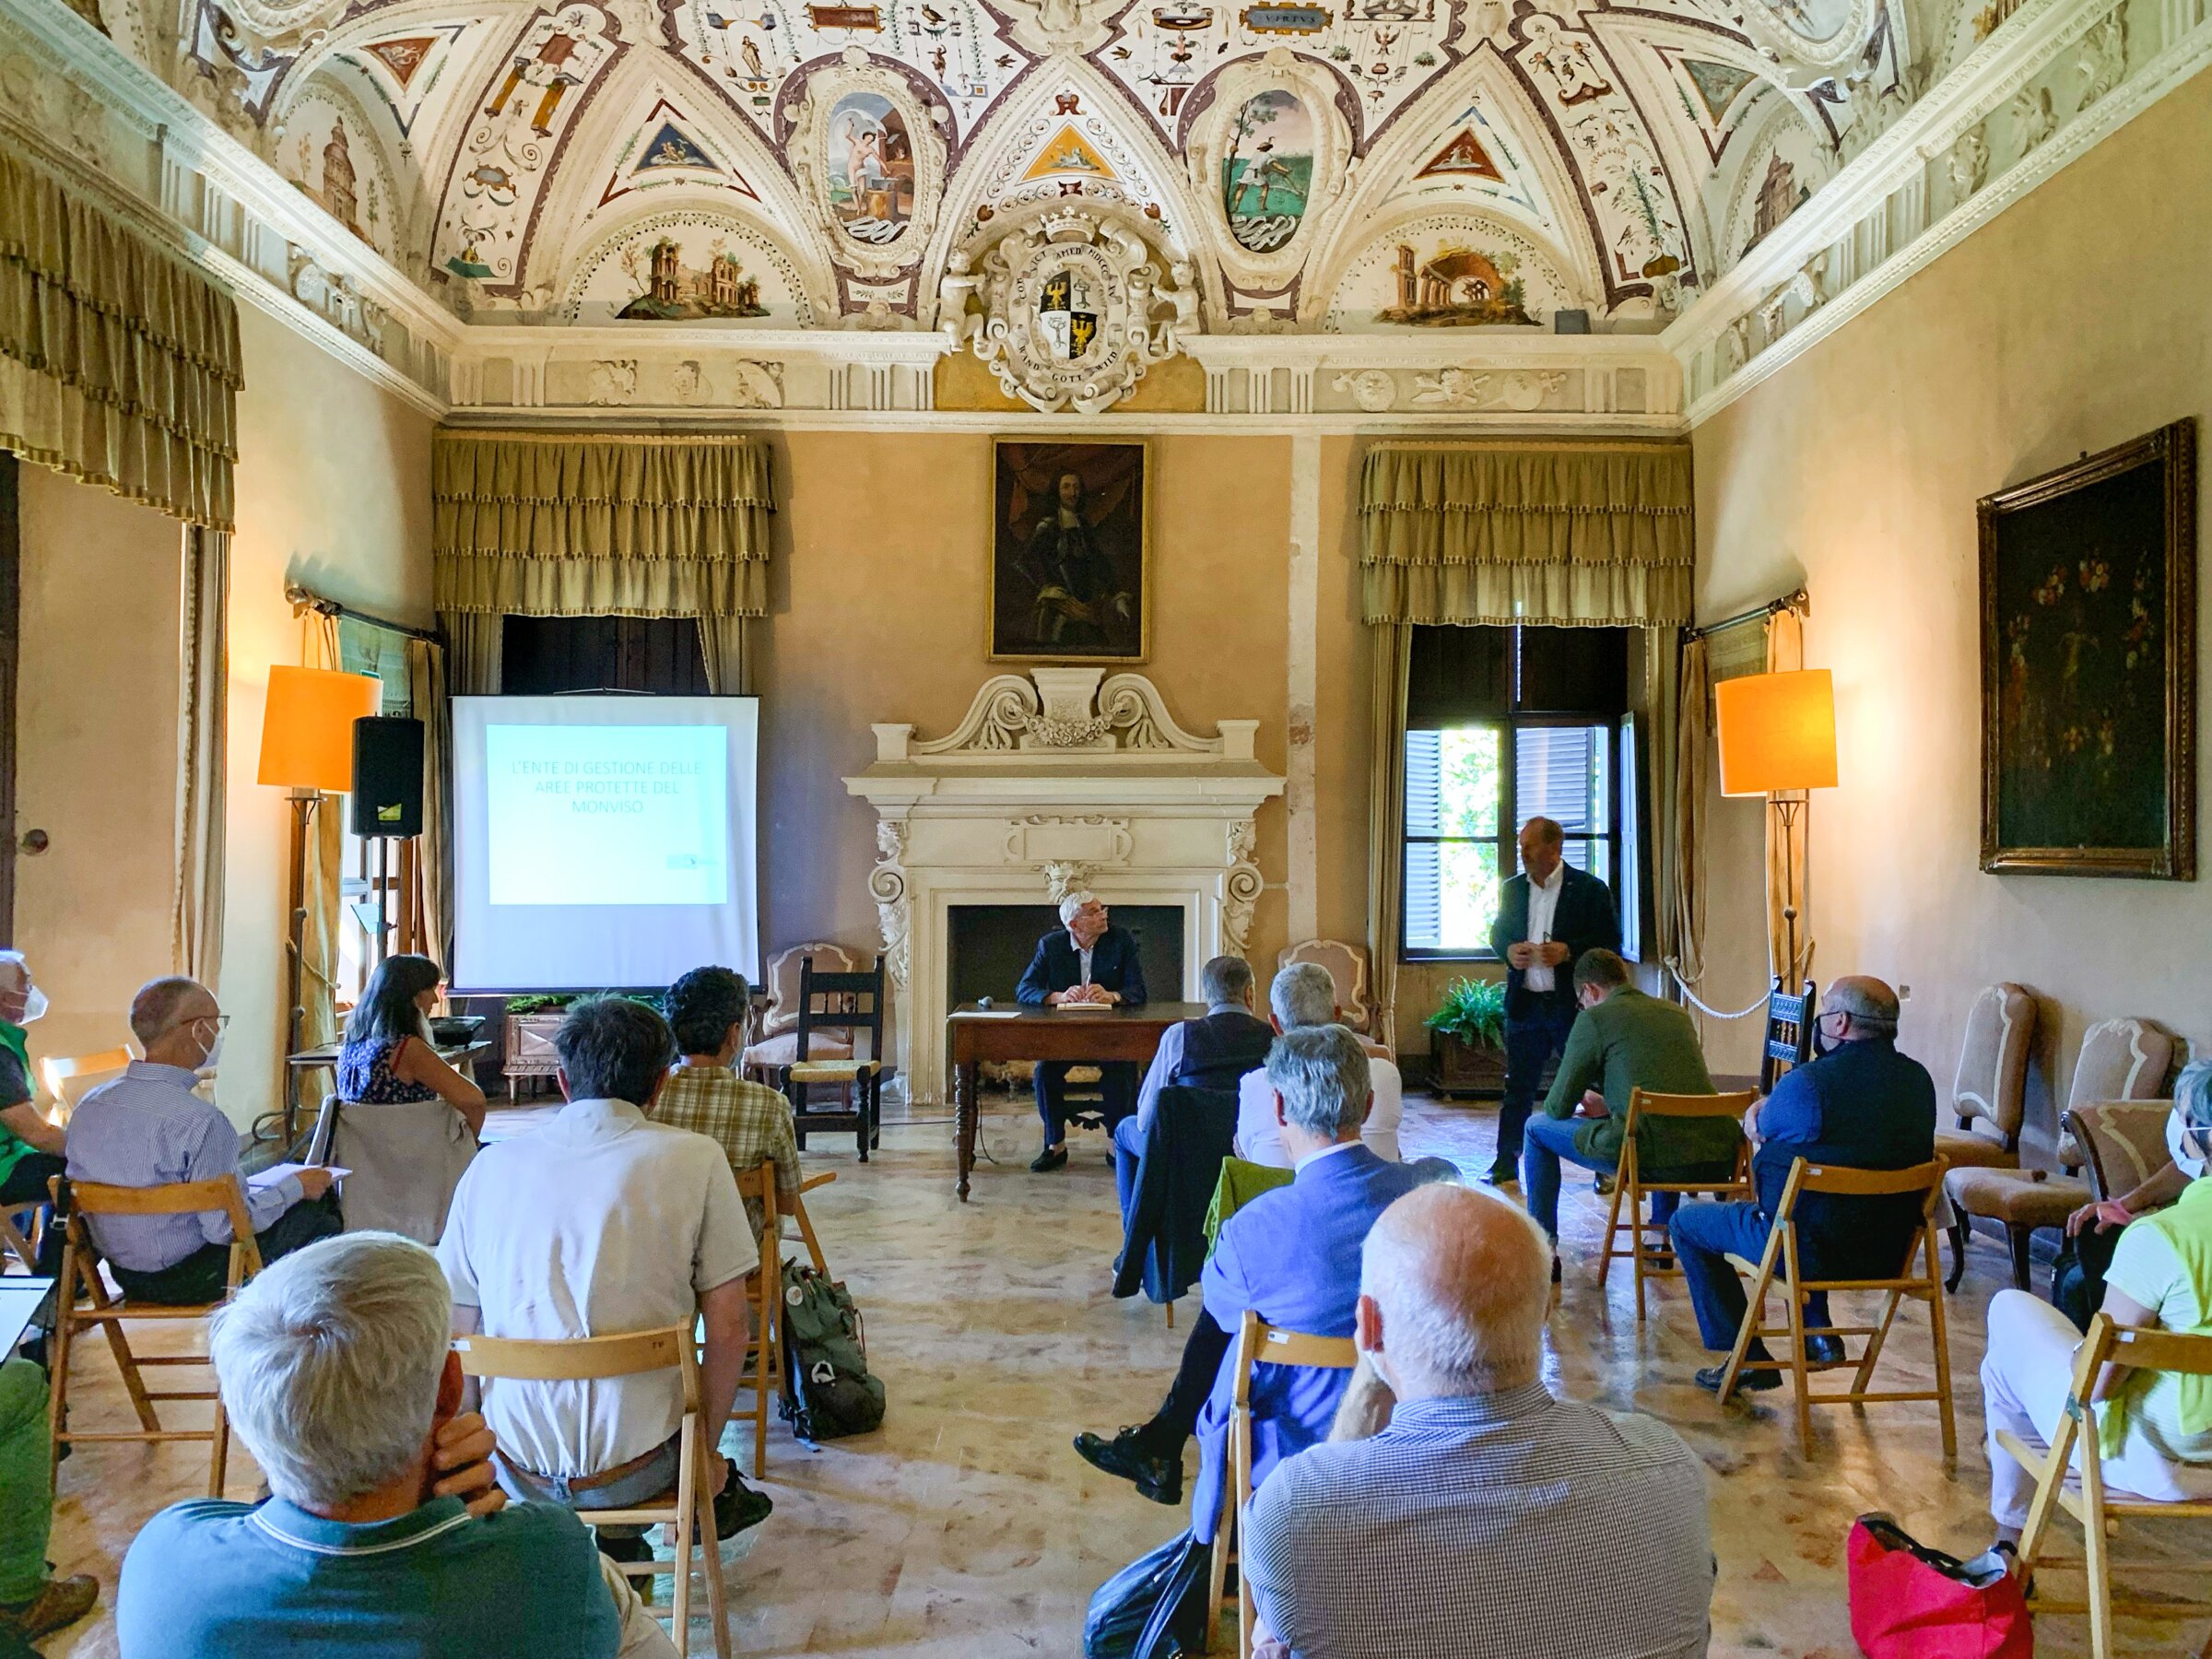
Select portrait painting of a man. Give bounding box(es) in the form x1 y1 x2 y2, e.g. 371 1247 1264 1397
991 441 1148 662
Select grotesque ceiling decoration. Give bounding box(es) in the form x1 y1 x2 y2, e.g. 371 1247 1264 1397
132 0 1960 362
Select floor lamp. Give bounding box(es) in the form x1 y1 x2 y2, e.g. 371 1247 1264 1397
1714 668 1838 990
257 665 380 1135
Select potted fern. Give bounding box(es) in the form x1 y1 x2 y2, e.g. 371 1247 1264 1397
1425 977 1508 1099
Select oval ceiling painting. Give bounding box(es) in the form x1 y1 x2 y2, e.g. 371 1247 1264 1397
1221 89 1314 255
827 90 915 248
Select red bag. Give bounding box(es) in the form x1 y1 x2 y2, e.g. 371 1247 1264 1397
1848 1514 2033 1658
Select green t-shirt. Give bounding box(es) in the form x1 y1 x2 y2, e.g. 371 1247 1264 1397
0 1024 32 1185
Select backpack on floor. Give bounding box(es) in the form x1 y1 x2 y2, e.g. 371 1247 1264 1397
779 1260 886 1442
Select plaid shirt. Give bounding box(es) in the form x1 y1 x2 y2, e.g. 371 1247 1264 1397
1243 1385 1713 1659
651 1065 799 1241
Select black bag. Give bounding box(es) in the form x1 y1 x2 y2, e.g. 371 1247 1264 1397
778 1260 886 1441
1083 1528 1212 1659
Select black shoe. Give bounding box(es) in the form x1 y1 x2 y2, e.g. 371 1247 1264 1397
1030 1144 1068 1173
1550 1255 1562 1286
1483 1159 1519 1187
595 1531 653 1565
1805 1335 1846 1367
712 1458 774 1539
1074 1427 1182 1505
1697 1362 1783 1393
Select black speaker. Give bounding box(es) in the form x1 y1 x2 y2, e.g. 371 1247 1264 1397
350 717 424 838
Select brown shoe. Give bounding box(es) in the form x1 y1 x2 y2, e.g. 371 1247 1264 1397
0 1573 100 1640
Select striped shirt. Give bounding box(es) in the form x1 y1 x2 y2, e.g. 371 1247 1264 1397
65 1063 302 1273
651 1064 800 1240
1243 1385 1714 1659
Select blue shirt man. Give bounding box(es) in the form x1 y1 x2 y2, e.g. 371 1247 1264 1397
1669 976 1936 1390
117 1231 669 1658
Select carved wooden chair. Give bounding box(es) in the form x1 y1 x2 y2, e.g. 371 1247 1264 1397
1935 983 2036 1173
740 942 863 1084
1276 941 1381 1037
1759 977 1817 1096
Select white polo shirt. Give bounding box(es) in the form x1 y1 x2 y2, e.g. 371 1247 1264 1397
1235 1055 1405 1168
439 1097 757 1479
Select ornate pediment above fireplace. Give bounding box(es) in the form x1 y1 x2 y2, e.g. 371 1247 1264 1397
844 669 1284 1105
868 668 1259 765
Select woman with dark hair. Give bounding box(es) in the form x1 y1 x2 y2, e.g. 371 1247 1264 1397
332 956 486 1243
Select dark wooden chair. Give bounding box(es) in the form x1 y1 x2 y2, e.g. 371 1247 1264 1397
1759 976 1818 1096
777 955 885 1162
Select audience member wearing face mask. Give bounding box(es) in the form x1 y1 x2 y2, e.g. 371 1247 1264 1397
0 955 65 1275
1665 976 1937 1393
65 978 342 1305
1981 1062 2212 1553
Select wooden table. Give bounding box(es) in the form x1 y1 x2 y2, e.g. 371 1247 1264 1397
947 1002 1208 1201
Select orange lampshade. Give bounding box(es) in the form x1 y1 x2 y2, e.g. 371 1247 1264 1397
256 665 380 793
1715 669 1838 796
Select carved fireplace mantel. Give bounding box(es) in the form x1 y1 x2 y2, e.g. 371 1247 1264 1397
844 668 1286 1106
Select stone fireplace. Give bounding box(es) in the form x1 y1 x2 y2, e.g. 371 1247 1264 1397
845 667 1285 1107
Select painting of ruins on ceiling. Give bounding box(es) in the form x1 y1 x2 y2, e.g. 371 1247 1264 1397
826 90 916 246
990 441 1149 665
615 234 771 319
1980 419 2197 879
1221 89 1314 253
1325 215 1574 330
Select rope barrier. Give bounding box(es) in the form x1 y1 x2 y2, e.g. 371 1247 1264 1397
1663 960 1771 1021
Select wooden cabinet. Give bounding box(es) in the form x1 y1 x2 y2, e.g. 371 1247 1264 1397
503 1013 566 1099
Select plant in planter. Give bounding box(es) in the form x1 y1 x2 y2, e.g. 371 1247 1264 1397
1425 977 1509 1100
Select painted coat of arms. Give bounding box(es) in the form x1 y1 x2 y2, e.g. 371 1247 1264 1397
971 210 1191 415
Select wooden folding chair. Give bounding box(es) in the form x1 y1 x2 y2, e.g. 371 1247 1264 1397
1597 1088 1756 1320
48 1174 265 1495
1715 1156 1956 1462
731 1162 782 1479
453 1325 731 1659
783 1171 835 1277
2001 1314 2212 1658
0 1212 35 1275
1207 1311 1358 1657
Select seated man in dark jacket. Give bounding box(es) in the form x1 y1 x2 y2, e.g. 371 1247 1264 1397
1669 975 1936 1391
1113 955 1274 1230
1016 890 1148 1172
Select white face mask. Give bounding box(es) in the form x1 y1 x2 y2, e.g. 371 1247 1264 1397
198 1029 225 1071
12 983 45 1026
2169 1109 2207 1181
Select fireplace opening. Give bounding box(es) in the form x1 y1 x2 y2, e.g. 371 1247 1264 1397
948 904 1186 1008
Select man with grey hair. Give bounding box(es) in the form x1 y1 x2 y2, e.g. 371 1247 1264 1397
67 976 338 1304
1082 1026 1450 1649
1015 889 1148 1171
1113 954 1274 1222
1670 974 1936 1391
116 1232 677 1657
439 995 772 1559
1237 961 1406 1168
1242 1183 1714 1658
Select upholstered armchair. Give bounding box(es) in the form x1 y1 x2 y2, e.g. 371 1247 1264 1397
1277 940 1382 1036
1936 983 2036 1172
740 941 865 1079
1946 1016 2173 1291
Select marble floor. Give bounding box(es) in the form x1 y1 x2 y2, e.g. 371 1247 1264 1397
38 1091 2212 1656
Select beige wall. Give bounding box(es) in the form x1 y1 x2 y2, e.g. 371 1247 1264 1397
750 432 1302 1019
12 468 183 1077
1689 74 2212 1148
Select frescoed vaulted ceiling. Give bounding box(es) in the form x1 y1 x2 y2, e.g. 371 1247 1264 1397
135 0 1956 333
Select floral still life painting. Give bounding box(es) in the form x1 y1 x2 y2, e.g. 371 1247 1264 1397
1980 418 2196 878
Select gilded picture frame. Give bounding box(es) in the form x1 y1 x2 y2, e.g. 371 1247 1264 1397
1979 418 2197 878
988 439 1152 665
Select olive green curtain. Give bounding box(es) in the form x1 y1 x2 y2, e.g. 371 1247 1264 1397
173 526 228 983
406 639 453 971
1364 622 1411 1045
432 430 774 620
1359 442 1695 628
0 137 241 529
297 614 345 1109
1665 634 1711 994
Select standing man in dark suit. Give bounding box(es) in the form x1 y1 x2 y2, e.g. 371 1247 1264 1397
1485 817 1621 1187
1669 976 1937 1391
1016 890 1148 1172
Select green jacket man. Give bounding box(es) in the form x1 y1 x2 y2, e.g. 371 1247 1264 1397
1523 947 1738 1243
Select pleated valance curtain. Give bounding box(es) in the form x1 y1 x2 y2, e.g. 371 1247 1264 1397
1359 441 1695 628
432 430 773 691
0 137 241 529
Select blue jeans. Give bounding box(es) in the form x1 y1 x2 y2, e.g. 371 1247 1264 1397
1522 1115 1679 1241
1498 1000 1576 1170
1112 1114 1146 1233
496 1435 683 1542
1668 1199 1830 1356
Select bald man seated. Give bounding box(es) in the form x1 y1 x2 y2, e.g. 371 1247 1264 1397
1242 1184 1714 1659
